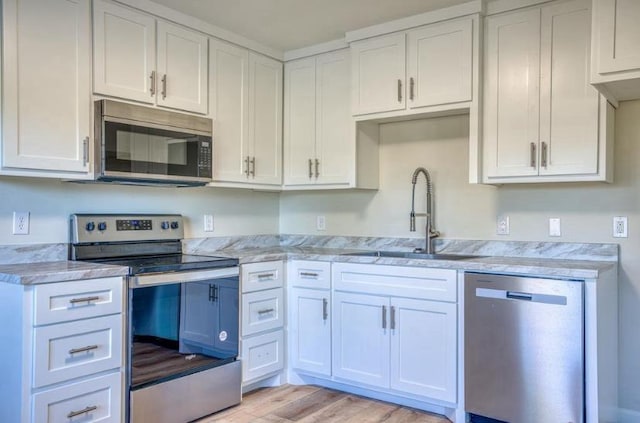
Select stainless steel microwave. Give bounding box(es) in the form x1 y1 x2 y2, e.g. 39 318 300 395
95 100 213 186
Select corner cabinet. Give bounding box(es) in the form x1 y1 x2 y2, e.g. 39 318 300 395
1 0 92 178
210 40 282 188
350 16 475 118
284 49 379 190
93 0 208 114
482 0 614 184
591 0 640 102
331 263 458 404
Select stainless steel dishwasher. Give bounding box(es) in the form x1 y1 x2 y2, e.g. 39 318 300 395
464 272 584 423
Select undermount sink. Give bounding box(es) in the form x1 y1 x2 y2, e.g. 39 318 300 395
341 251 483 261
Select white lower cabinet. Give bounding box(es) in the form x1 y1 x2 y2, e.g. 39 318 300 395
290 287 331 376
240 261 285 385
331 263 458 404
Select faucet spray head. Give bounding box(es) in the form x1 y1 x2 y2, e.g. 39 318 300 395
410 211 416 232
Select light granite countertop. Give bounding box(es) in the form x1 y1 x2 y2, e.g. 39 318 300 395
208 246 616 280
0 261 129 285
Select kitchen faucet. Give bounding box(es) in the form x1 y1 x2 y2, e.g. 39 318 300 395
410 167 440 254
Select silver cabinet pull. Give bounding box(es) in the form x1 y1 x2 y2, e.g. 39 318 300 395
541 142 548 168
150 71 156 96
397 79 402 102
250 156 256 177
208 284 218 302
530 142 537 168
322 298 328 321
315 158 320 178
390 306 396 330
308 159 313 179
69 296 100 304
257 308 275 315
300 272 318 278
382 305 387 329
161 74 167 99
244 156 250 177
409 77 415 101
257 273 275 279
82 136 89 167
67 405 98 419
69 345 98 355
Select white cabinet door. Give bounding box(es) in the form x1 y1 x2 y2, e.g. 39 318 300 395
351 33 406 115
284 57 317 185
595 0 640 74
93 0 155 103
290 288 331 376
210 40 250 183
390 298 457 402
156 21 208 114
248 53 282 185
315 49 352 185
484 8 541 178
180 281 217 348
2 0 91 174
539 0 598 176
407 18 472 109
332 292 389 388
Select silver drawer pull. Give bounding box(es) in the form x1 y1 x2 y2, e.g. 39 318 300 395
67 405 98 419
322 298 328 321
69 345 99 355
69 296 100 304
257 273 274 279
257 308 275 315
300 272 319 278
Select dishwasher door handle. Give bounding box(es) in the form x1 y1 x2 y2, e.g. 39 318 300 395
506 291 533 301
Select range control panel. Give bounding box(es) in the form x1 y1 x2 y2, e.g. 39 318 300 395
71 214 184 244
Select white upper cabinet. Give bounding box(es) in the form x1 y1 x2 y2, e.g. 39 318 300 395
351 33 406 115
93 0 208 114
407 19 473 109
1 0 92 177
284 49 357 188
93 0 155 104
350 17 474 118
210 39 282 187
591 0 640 101
483 0 614 183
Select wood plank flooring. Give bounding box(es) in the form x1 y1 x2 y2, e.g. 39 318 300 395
198 385 451 423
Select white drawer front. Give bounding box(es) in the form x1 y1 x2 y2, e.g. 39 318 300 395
241 261 284 293
32 372 122 423
34 277 123 325
332 263 457 302
242 288 284 336
241 330 284 383
289 261 331 290
34 314 123 388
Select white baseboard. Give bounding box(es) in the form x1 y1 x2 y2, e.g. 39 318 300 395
619 407 640 423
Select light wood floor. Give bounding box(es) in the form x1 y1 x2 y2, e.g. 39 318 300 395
198 384 451 423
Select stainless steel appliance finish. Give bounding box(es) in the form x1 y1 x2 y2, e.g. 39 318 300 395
94 99 213 186
70 214 241 423
465 272 584 423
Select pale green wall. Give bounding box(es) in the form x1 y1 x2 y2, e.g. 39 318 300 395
280 100 640 414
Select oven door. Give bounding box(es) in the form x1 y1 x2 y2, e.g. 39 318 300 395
128 268 240 423
101 118 212 184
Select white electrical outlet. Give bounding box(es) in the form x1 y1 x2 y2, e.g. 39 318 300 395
13 211 30 235
204 214 214 232
549 218 561 237
613 216 628 238
497 215 510 235
316 215 326 231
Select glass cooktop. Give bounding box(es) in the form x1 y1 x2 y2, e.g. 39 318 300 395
94 254 238 275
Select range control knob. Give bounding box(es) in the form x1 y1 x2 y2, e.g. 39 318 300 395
170 221 179 230
97 222 107 231
161 221 170 230
85 222 95 232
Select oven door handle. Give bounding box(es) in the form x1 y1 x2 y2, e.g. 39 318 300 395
130 267 239 287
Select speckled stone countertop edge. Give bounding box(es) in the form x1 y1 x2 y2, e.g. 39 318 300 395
0 261 129 285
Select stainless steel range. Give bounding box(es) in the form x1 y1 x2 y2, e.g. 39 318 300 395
70 214 241 423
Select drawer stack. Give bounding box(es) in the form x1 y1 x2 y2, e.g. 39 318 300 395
2 277 126 423
240 261 285 385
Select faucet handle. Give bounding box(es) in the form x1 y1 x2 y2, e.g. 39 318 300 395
429 230 441 239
